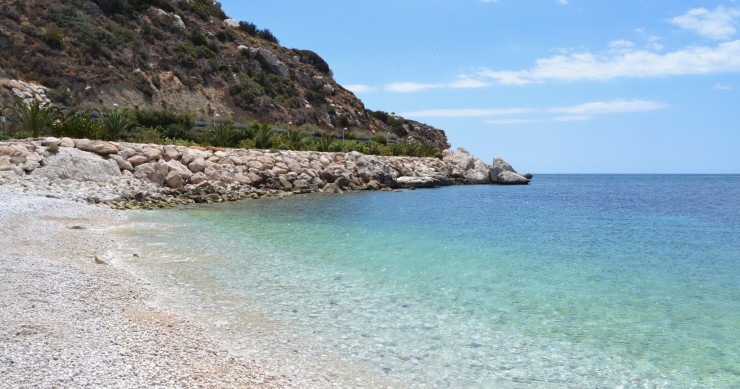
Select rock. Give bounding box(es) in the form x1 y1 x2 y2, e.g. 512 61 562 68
396 176 440 189
31 147 121 182
40 137 61 147
74 139 94 152
465 170 490 185
293 179 309 190
94 255 107 265
189 172 208 185
496 170 530 185
0 156 12 171
92 141 118 155
489 156 529 185
322 183 343 194
127 155 149 167
366 180 382 190
489 156 516 183
223 18 239 27
59 138 75 148
110 154 134 172
163 146 181 161
188 158 207 173
149 8 185 32
165 171 185 189
256 48 290 78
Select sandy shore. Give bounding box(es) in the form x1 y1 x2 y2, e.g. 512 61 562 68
0 190 334 388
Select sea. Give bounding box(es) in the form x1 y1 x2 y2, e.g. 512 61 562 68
112 175 740 388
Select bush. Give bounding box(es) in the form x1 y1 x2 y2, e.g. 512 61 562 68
253 123 277 149
127 126 164 144
43 30 64 50
238 138 255 149
206 120 236 147
51 109 104 139
102 107 137 140
295 49 331 75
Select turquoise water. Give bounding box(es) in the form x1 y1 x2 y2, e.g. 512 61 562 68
116 175 740 387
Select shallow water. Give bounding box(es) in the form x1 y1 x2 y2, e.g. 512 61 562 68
114 175 740 387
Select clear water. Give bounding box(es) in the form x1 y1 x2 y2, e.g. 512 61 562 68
114 175 740 388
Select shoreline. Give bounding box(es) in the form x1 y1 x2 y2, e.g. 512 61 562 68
0 190 390 388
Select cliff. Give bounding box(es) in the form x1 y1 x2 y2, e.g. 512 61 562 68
0 0 449 147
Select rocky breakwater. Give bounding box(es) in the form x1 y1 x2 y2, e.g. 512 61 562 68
0 138 529 208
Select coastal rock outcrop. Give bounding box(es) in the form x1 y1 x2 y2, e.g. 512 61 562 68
1 138 530 208
489 157 530 185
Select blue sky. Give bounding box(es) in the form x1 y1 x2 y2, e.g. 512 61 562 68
219 1 739 173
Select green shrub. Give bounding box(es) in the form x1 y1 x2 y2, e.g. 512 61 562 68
127 126 164 144
51 109 105 139
372 134 387 145
238 138 255 149
43 30 64 50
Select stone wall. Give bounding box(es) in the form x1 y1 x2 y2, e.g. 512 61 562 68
0 138 529 208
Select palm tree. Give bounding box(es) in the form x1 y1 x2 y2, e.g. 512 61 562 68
5 99 61 138
253 124 277 149
101 107 137 140
207 120 236 147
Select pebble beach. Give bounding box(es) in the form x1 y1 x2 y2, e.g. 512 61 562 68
0 190 339 388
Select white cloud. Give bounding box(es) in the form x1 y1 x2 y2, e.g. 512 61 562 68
478 40 740 84
670 6 740 40
345 84 375 93
401 108 533 118
384 76 491 93
385 82 440 93
403 99 667 125
558 0 569 5
548 99 669 115
714 83 734 90
481 0 499 3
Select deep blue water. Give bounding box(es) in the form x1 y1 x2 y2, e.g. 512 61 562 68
116 175 740 387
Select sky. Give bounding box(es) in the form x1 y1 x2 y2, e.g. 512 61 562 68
218 1 740 173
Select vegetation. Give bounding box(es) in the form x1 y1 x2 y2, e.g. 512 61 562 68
101 107 137 139
0 101 443 157
4 100 62 138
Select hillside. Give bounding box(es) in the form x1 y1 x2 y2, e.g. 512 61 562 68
0 0 449 147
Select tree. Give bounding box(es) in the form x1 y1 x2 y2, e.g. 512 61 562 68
207 120 236 147
101 107 137 140
5 100 61 138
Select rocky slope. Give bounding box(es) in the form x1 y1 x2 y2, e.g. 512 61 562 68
0 0 449 147
0 138 529 208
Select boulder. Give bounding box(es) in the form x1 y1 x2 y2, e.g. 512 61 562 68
256 48 289 78
190 172 207 185
489 156 516 183
74 139 94 152
223 18 239 27
31 147 121 182
489 156 529 185
165 171 185 189
92 141 118 155
128 154 149 166
188 158 207 173
110 154 134 172
40 137 61 147
496 170 531 185
322 183 343 194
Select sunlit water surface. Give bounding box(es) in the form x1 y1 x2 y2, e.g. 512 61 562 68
113 175 740 388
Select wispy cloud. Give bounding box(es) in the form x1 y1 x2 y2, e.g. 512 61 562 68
558 0 569 5
477 40 740 85
401 108 533 118
714 83 734 90
384 76 491 93
670 6 740 40
403 99 668 125
548 99 669 115
345 84 376 93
